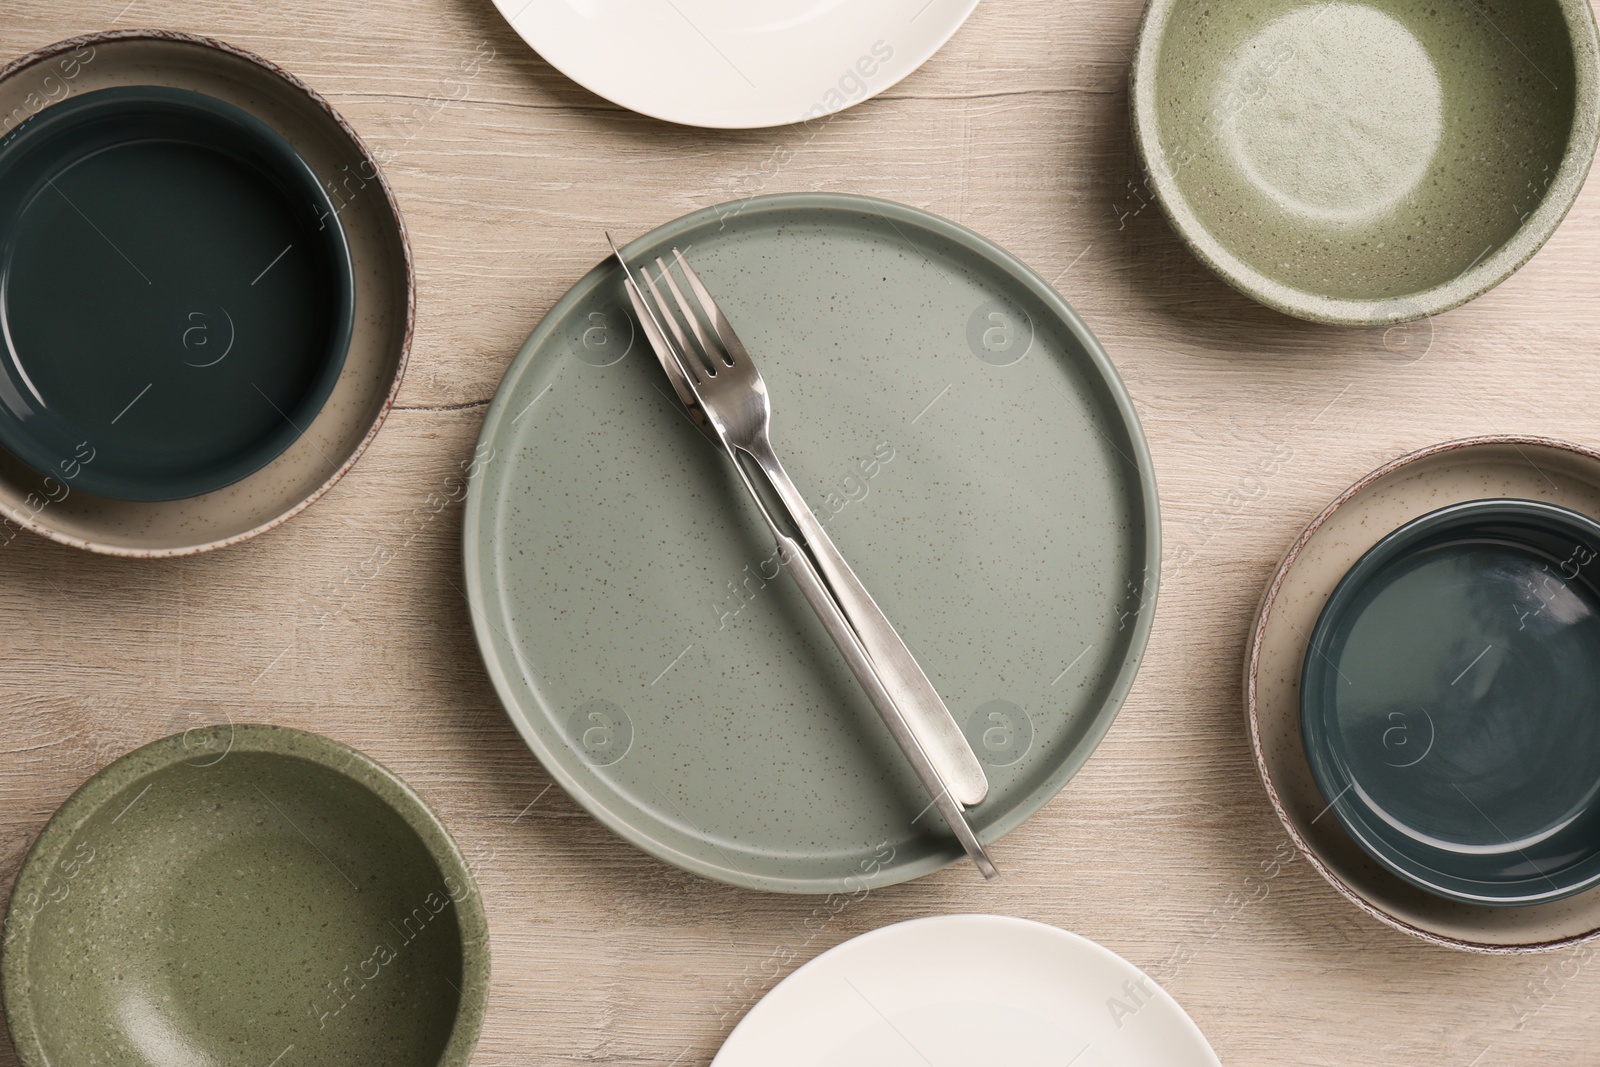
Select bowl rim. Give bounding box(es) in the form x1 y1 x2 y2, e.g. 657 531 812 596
1245 434 1600 953
0 723 490 1067
0 82 358 501
1300 496 1600 906
1130 0 1600 326
0 29 414 556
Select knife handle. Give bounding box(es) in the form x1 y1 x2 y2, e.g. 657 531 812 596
712 437 997 877
742 437 991 807
768 528 998 879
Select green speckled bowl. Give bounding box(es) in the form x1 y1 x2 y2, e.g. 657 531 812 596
1132 0 1600 325
0 725 488 1067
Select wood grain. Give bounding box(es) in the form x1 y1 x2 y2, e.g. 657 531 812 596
3 1 1600 1064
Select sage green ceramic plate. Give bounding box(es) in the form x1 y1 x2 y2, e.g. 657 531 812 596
465 193 1159 893
1132 0 1600 325
1 725 488 1067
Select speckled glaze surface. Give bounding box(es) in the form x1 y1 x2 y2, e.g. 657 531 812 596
0 725 488 1067
1132 0 1600 325
1247 437 1600 951
464 193 1160 894
0 31 413 555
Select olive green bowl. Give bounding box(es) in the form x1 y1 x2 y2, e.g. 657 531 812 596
1132 0 1600 325
0 725 488 1067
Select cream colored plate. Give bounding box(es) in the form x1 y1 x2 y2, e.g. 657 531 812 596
494 0 982 129
0 32 411 556
713 916 1220 1066
1247 436 1600 951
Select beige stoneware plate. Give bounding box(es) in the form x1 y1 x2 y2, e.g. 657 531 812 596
0 31 411 556
1247 436 1600 952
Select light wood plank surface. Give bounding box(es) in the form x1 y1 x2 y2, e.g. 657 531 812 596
3 2 1600 1064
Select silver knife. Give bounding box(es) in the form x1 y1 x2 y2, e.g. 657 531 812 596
609 235 998 879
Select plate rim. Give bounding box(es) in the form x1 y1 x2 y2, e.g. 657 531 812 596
463 191 1161 893
0 29 414 556
0 723 490 1067
490 0 983 130
711 913 1221 1065
1245 433 1600 952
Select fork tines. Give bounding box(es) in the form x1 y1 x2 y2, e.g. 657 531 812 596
636 250 743 382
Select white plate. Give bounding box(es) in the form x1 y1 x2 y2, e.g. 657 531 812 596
493 0 982 128
714 916 1222 1067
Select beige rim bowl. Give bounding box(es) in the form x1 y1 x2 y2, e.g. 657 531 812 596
0 31 412 556
1247 435 1600 952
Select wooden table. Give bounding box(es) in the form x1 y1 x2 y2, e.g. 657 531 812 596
3 2 1599 1064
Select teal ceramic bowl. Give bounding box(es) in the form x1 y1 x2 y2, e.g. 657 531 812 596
0 725 488 1067
1302 499 1600 906
1132 0 1600 325
0 85 354 500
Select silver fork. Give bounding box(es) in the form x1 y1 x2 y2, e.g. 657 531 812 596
610 238 997 879
646 249 989 809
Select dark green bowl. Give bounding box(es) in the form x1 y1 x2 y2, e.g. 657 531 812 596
0 85 354 500
1302 499 1600 906
0 725 488 1067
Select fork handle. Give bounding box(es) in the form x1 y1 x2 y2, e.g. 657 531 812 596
714 434 998 878
768 524 998 879
705 431 996 876
742 437 991 807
